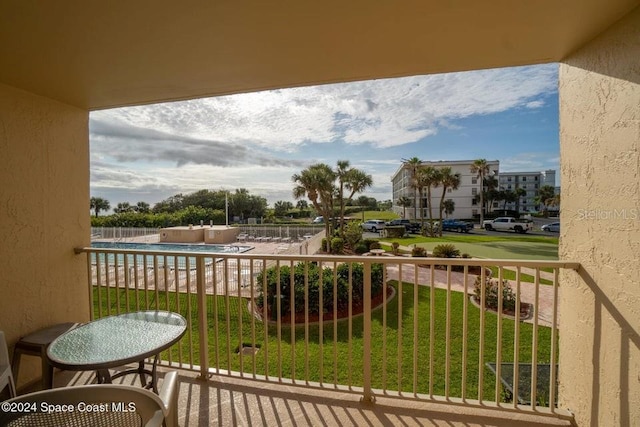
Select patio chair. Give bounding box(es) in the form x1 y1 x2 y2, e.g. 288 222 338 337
1 331 17 398
0 370 180 427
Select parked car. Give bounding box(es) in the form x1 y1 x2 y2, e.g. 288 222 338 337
312 216 324 224
361 219 386 233
541 222 560 232
441 219 474 233
385 219 421 234
482 217 533 233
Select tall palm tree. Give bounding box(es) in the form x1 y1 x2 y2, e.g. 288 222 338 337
415 166 439 235
437 167 461 236
402 157 422 220
335 160 372 237
90 197 110 218
396 196 412 218
443 199 455 218
292 163 336 252
342 167 373 236
470 159 491 225
135 201 150 213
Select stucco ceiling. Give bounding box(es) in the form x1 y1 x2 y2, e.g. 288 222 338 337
1 0 638 110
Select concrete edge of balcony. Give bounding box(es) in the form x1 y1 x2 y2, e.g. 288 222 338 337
33 366 576 427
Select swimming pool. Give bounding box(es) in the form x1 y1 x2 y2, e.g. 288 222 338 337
90 241 253 269
91 241 252 254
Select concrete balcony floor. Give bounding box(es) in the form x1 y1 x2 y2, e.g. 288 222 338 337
27 366 574 427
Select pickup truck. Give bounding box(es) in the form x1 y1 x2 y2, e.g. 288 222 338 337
482 217 533 233
385 219 421 234
441 219 474 233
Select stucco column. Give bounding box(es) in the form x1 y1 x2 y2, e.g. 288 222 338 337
0 83 90 388
559 7 640 426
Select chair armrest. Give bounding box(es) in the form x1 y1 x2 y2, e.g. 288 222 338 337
158 371 180 427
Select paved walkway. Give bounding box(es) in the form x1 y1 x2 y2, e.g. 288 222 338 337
384 244 558 327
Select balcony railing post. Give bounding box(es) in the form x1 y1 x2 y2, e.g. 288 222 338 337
362 260 373 402
196 255 209 379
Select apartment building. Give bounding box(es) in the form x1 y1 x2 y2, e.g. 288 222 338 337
391 160 500 219
498 169 557 213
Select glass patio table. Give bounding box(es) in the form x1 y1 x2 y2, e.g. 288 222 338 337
47 310 186 393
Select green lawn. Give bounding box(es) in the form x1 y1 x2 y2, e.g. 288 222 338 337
95 284 554 402
381 234 559 260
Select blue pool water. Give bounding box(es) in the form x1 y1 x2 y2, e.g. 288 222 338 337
91 241 252 254
90 241 252 269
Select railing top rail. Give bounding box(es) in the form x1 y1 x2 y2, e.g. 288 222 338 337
74 246 580 270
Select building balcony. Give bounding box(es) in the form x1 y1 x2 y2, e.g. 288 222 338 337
42 242 582 426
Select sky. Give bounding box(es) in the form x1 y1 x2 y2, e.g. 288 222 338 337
90 63 559 209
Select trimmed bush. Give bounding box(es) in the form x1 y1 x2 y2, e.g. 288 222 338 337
384 226 405 238
369 241 381 250
391 242 400 255
432 243 460 258
354 243 369 254
411 246 427 257
474 276 516 313
362 239 378 251
256 262 385 319
330 237 345 254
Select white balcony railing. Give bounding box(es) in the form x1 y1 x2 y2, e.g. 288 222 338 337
76 245 579 422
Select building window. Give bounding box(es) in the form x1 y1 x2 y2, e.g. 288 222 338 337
522 177 527 181
472 209 478 216
471 177 477 184
472 188 477 195
508 177 512 182
507 184 512 190
447 188 452 193
535 176 538 181
472 198 477 206
535 184 538 189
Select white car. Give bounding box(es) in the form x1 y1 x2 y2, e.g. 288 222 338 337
361 220 386 232
541 222 560 232
312 216 324 223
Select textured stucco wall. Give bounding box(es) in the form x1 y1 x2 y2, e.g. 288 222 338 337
0 83 90 387
559 6 640 426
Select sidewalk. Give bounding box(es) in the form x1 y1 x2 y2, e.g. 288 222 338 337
387 245 558 327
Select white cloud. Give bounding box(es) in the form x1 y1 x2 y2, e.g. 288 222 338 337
91 64 557 152
89 64 559 205
526 100 545 109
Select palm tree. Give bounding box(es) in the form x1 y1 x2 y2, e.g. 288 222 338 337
415 166 439 235
333 160 372 237
135 201 150 213
536 185 556 215
514 187 527 213
546 193 560 208
335 160 351 236
437 167 461 236
443 199 455 218
296 200 308 212
114 202 133 213
470 159 491 224
396 196 412 218
90 197 110 218
342 167 373 236
402 157 422 220
292 163 336 252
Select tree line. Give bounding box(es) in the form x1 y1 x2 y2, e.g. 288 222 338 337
89 189 268 227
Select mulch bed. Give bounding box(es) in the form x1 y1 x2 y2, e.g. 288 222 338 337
257 285 394 324
470 296 533 320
